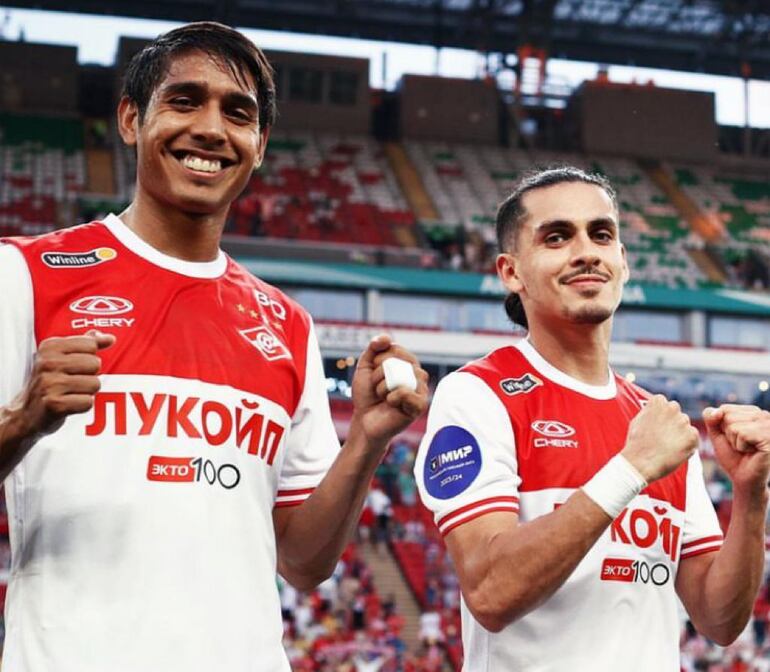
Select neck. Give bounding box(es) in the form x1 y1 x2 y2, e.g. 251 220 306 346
119 191 226 262
526 318 613 386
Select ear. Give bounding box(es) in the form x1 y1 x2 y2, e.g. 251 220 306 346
496 252 524 294
118 96 139 147
117 96 139 147
620 242 630 284
253 126 271 170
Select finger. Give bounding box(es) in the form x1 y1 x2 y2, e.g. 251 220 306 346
702 407 725 430
52 375 102 396
85 330 117 350
375 378 389 400
721 405 763 426
718 404 761 414
385 388 428 419
370 366 386 389
40 335 101 355
727 420 770 453
54 394 98 415
58 353 103 376
372 345 419 370
356 334 393 371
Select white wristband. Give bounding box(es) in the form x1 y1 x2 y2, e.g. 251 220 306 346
581 455 648 519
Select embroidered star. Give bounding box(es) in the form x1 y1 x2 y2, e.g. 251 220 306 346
249 309 259 319
236 304 246 313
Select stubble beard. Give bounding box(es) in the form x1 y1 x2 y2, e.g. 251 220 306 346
562 302 614 325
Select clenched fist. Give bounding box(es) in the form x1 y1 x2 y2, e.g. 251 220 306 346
703 404 770 492
621 395 700 483
351 334 429 446
11 330 115 440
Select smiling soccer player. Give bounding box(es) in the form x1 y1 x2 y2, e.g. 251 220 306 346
415 167 770 671
0 22 428 671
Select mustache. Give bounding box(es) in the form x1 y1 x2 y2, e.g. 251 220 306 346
560 266 611 284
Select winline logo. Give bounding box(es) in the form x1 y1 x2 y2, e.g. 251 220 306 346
42 248 117 268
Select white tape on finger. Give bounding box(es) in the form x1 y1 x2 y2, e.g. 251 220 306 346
383 357 418 392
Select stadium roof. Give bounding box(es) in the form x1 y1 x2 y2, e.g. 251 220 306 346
11 0 770 78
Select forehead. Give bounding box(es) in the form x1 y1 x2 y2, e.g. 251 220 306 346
156 49 257 97
519 181 616 230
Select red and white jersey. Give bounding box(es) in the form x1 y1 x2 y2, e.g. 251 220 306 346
415 339 722 672
0 215 340 672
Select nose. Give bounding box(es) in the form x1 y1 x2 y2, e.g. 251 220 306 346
569 230 600 268
189 102 226 146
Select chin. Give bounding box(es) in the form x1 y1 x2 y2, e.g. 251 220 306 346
566 305 614 325
174 193 230 217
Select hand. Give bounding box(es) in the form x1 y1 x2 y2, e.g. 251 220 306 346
621 395 699 483
703 405 770 493
10 330 115 440
350 334 429 446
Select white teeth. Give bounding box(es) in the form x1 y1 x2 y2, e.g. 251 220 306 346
181 155 222 173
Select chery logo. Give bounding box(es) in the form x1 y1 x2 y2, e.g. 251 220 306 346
70 296 134 316
531 421 576 438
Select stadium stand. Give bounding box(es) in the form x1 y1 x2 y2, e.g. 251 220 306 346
668 163 770 290
2 11 770 668
228 132 418 248
0 113 87 236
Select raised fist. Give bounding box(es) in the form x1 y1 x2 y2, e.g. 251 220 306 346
621 395 699 483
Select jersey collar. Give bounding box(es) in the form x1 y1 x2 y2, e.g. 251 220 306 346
103 214 227 279
515 338 617 400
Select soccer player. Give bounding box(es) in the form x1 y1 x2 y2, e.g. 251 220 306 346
0 22 428 671
415 167 770 670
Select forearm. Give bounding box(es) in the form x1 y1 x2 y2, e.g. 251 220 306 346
458 491 612 631
276 418 388 588
696 485 768 643
0 401 37 483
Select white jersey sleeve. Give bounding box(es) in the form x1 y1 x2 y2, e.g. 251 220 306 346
275 319 340 507
680 450 724 560
414 371 520 537
0 244 36 407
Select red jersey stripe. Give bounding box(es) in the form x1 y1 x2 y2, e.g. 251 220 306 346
441 506 520 537
436 495 520 527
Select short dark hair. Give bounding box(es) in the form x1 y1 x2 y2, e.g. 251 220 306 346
121 21 276 129
496 166 618 329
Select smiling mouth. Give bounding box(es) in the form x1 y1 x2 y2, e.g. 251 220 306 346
566 276 608 284
171 151 235 175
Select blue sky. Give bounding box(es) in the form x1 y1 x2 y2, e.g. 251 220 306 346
3 7 770 128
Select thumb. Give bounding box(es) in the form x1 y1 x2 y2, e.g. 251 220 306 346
86 329 117 350
356 333 392 371
702 407 724 436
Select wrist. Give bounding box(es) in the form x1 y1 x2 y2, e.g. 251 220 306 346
347 411 390 456
581 454 648 519
731 481 770 509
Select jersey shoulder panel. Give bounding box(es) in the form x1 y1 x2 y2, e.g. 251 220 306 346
1 220 112 253
460 345 544 406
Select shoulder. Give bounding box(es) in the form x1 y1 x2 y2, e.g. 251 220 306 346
428 369 510 425
224 257 312 330
1 221 107 252
615 375 654 404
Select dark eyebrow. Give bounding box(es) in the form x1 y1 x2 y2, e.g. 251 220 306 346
534 219 575 235
160 81 206 98
160 81 258 114
587 217 619 233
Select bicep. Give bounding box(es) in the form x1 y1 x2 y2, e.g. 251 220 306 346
445 510 520 595
675 550 717 621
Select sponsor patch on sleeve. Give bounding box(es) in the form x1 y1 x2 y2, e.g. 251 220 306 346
423 425 482 500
